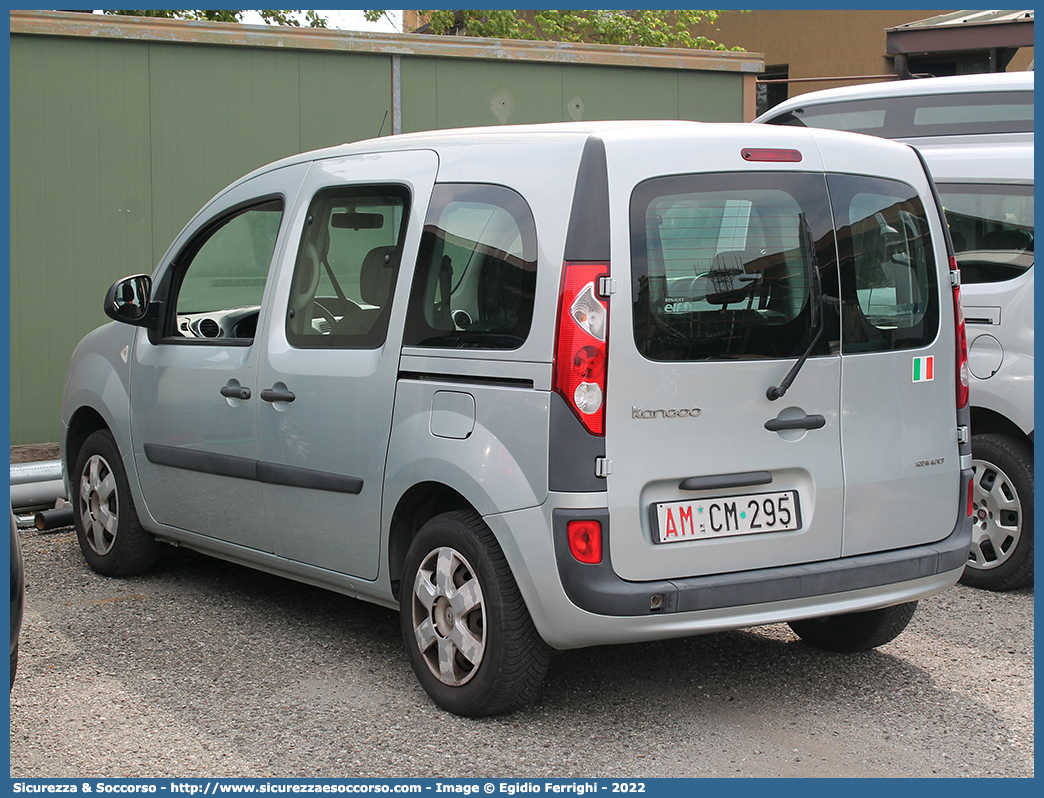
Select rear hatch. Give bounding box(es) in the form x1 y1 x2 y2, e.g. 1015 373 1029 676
596 125 959 582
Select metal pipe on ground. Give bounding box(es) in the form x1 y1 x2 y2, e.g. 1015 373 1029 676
11 460 63 486
35 506 75 531
10 459 67 513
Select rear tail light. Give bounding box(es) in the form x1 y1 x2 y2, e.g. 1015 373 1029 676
967 476 975 518
950 255 970 409
554 262 609 436
567 519 602 564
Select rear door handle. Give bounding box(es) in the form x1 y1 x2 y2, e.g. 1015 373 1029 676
260 387 296 403
220 384 251 400
764 414 826 432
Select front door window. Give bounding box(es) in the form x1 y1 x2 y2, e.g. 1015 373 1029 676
165 199 283 341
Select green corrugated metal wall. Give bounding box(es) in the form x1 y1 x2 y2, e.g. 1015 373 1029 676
401 58 742 131
9 19 753 445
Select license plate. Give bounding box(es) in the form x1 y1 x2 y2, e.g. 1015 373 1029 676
655 490 801 543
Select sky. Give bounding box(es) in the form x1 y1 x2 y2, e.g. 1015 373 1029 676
88 9 405 32
239 10 404 32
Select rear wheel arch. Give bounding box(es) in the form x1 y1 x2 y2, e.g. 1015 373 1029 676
970 406 1032 445
387 482 472 599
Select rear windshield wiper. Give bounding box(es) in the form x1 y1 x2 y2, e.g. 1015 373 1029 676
767 216 824 401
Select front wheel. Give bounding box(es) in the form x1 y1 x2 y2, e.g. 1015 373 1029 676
961 433 1033 591
400 510 551 717
73 430 160 577
788 602 918 653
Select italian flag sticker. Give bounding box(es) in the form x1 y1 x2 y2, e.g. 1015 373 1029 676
913 355 934 383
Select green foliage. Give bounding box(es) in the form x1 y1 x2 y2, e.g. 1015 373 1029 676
103 10 328 28
365 9 742 50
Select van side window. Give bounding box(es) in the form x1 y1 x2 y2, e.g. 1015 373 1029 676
631 172 838 362
404 184 537 349
767 91 1033 139
168 199 283 341
937 183 1033 284
829 175 939 354
286 185 410 349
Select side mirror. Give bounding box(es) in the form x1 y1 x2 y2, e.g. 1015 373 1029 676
103 274 154 326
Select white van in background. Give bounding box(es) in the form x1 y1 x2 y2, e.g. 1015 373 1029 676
754 72 1033 146
756 72 1034 591
923 141 1033 591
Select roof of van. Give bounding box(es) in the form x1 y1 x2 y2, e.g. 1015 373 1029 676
218 120 929 203
247 119 910 167
251 120 698 174
918 140 1034 184
754 71 1033 122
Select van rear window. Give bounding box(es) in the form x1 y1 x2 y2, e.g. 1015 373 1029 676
829 175 939 353
630 172 838 362
766 90 1033 139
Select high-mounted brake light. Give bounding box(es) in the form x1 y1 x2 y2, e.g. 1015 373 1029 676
950 255 970 409
741 148 803 163
554 262 609 436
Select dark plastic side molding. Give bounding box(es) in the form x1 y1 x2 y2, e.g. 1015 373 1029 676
563 135 610 262
549 133 612 492
548 393 607 493
144 442 257 481
144 443 362 494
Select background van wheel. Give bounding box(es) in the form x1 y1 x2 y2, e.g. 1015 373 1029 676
788 601 917 653
400 510 551 717
73 430 160 577
961 434 1033 592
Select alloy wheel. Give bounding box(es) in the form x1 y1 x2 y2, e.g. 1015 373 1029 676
968 457 1023 570
79 454 119 556
410 546 486 686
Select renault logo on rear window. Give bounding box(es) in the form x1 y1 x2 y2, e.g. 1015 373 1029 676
632 406 702 419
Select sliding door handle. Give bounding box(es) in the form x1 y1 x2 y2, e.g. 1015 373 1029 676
260 387 296 404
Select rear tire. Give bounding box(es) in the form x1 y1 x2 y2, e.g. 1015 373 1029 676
788 601 918 653
961 433 1033 591
400 510 551 716
73 430 160 577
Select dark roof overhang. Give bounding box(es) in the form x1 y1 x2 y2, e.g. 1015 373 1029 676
886 10 1034 56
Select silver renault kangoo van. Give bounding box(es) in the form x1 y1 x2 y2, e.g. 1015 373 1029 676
62 121 973 715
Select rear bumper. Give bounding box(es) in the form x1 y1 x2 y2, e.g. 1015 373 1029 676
554 503 971 617
487 472 972 650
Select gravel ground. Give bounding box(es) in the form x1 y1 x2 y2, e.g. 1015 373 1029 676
9 524 1033 779
10 444 61 465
